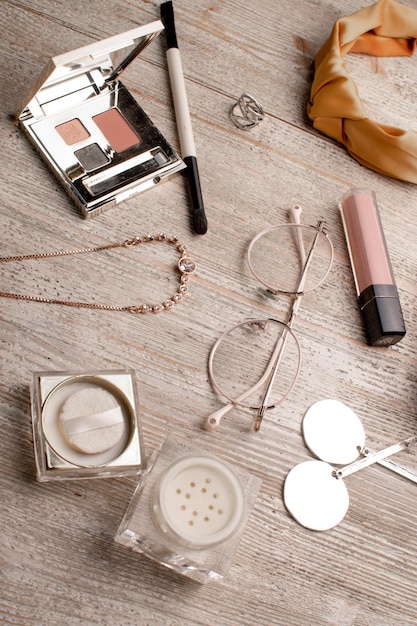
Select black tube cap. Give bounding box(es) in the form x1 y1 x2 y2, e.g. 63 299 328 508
359 284 406 346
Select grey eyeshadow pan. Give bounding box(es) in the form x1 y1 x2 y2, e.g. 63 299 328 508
74 143 109 171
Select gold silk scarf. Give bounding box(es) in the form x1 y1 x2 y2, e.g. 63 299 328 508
307 0 417 183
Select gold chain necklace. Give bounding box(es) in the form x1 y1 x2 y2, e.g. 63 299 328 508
0 233 196 314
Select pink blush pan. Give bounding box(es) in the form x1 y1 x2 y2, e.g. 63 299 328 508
93 109 141 152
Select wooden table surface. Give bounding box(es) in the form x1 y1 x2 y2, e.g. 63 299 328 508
2 0 417 624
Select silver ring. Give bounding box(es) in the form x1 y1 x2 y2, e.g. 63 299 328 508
229 93 265 130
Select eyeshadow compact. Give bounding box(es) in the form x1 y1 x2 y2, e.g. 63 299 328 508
17 21 185 217
31 369 146 480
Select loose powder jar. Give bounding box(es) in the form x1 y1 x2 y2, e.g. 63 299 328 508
114 435 262 583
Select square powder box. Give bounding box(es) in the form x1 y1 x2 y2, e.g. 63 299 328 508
31 369 146 481
115 435 262 583
17 21 184 218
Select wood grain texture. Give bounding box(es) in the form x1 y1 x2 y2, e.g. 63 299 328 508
2 0 417 624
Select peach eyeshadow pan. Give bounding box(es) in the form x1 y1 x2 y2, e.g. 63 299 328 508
56 119 90 145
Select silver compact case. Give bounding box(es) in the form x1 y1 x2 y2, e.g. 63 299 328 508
31 369 146 481
17 21 184 218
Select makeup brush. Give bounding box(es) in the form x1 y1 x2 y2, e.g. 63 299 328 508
161 0 208 235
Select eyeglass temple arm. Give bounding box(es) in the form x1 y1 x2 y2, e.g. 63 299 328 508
204 404 237 431
254 221 324 429
290 205 306 265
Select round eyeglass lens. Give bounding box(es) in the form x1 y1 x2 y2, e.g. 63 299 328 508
209 318 301 411
248 224 333 295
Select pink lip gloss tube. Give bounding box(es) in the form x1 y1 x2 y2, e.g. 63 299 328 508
339 188 406 346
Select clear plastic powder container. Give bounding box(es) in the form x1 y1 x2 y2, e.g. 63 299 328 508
115 435 262 583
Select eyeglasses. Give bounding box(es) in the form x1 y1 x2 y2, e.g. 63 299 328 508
205 206 334 432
